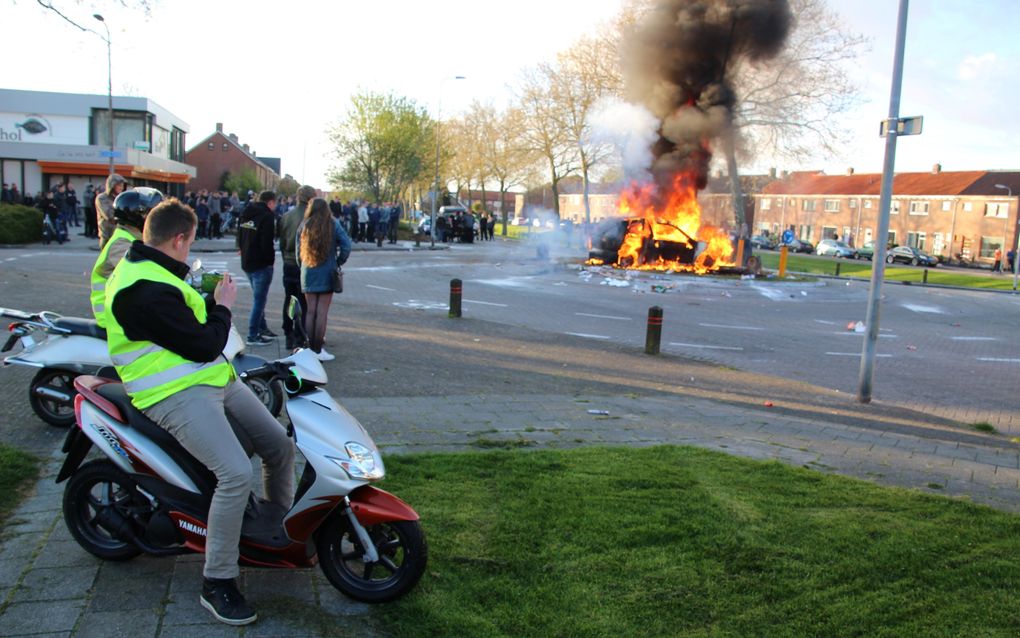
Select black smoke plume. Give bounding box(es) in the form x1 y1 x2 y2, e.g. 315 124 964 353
623 0 792 195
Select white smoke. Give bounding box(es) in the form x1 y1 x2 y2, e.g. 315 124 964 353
589 97 658 182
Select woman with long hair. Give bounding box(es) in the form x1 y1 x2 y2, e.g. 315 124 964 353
297 198 352 361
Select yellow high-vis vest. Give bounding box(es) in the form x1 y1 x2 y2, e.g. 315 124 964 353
89 226 138 328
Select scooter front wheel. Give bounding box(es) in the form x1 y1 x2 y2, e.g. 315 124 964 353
316 514 427 603
63 460 145 561
29 368 77 427
242 376 284 417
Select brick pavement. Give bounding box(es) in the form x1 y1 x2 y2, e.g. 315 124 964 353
1 390 1019 637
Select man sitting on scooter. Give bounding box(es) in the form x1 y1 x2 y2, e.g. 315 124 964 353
105 198 295 626
89 187 163 328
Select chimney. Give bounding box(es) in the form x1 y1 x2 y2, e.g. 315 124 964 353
242 144 249 153
932 163 942 174
781 170 790 179
229 133 238 142
251 150 256 157
768 167 777 179
215 122 223 133
846 167 854 175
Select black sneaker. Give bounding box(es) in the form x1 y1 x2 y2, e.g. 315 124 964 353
245 335 273 347
260 328 278 338
201 577 257 626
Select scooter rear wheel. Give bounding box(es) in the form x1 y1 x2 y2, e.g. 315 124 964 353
316 514 427 603
63 460 145 561
28 368 77 427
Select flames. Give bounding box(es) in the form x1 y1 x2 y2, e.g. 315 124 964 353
610 172 735 274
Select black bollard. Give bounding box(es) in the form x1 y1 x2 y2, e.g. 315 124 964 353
835 261 841 277
923 268 928 284
449 278 462 318
645 306 663 355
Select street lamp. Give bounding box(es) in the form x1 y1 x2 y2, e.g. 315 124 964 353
994 184 1020 290
93 14 114 176
430 75 465 247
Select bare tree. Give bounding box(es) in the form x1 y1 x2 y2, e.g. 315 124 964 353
34 0 154 32
550 32 625 225
514 64 579 218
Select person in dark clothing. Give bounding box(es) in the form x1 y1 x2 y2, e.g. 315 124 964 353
387 205 400 244
487 213 497 240
195 197 210 239
83 184 98 238
237 190 277 346
277 185 315 349
37 192 63 244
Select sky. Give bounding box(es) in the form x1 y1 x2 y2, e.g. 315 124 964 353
2 0 1017 188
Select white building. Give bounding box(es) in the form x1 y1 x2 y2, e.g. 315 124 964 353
0 88 195 198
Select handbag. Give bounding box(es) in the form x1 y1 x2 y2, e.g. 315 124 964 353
331 265 344 293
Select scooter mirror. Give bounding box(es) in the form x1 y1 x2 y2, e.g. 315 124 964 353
288 295 302 325
191 258 203 273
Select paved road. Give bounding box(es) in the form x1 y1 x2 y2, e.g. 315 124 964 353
1 232 1019 636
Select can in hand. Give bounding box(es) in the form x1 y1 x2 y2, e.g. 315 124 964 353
200 272 224 293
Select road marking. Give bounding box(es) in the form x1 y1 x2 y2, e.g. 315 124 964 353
951 336 996 341
698 322 764 331
977 357 1020 363
814 319 837 325
825 352 892 357
566 332 611 340
669 342 744 351
4 258 14 262
464 299 508 307
835 332 898 338
901 303 945 314
576 312 631 321
366 284 396 291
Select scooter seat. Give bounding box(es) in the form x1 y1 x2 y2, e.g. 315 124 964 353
53 317 107 340
94 383 216 493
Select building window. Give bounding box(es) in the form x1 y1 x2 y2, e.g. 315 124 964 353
824 199 840 212
980 237 1003 258
933 232 945 256
760 198 771 210
941 200 952 211
849 198 858 209
887 230 897 246
864 199 873 209
963 202 973 212
798 224 812 241
907 231 927 250
909 201 929 215
802 199 817 212
864 228 873 245
891 201 900 214
822 225 838 239
207 142 214 150
222 143 229 151
985 202 1009 218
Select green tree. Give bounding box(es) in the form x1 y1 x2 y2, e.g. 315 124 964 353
276 174 299 198
223 168 261 197
327 91 434 203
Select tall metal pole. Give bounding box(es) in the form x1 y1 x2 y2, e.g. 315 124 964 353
430 75 465 248
858 0 910 404
94 14 114 176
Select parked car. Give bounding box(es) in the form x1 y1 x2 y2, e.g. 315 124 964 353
750 234 776 250
785 238 814 254
815 239 858 259
886 245 938 267
857 241 875 261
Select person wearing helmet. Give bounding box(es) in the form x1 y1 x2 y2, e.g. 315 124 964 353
95 173 128 248
89 187 163 328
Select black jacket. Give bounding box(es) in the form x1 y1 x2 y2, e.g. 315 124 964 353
110 241 232 363
237 202 276 272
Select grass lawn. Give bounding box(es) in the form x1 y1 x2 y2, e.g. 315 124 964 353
0 443 39 527
755 252 1017 290
374 446 1020 637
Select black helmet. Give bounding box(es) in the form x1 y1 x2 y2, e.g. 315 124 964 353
114 187 163 229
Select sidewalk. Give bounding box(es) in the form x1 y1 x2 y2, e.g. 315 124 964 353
1 390 1018 637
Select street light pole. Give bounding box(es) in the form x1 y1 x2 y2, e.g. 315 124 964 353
430 75 465 248
994 183 1019 291
93 14 114 176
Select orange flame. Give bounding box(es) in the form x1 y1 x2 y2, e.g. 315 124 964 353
610 172 734 274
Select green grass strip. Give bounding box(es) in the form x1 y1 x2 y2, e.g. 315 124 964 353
0 444 40 527
373 446 1020 637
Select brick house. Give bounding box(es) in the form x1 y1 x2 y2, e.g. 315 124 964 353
184 123 280 193
753 166 1020 263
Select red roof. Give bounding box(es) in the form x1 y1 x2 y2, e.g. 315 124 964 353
761 170 1016 197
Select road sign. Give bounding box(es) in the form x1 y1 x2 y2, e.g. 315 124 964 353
781 229 794 244
879 115 923 137
99 150 123 158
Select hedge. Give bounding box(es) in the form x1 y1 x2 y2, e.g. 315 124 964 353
0 204 44 245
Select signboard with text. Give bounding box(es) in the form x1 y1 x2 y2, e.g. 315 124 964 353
0 112 89 146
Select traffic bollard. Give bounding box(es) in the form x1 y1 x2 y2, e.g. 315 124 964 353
779 245 788 278
645 306 663 355
449 278 462 318
735 239 745 268
835 261 841 277
923 268 928 284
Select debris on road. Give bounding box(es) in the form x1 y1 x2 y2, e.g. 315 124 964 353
587 409 611 416
764 401 774 407
846 321 866 333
